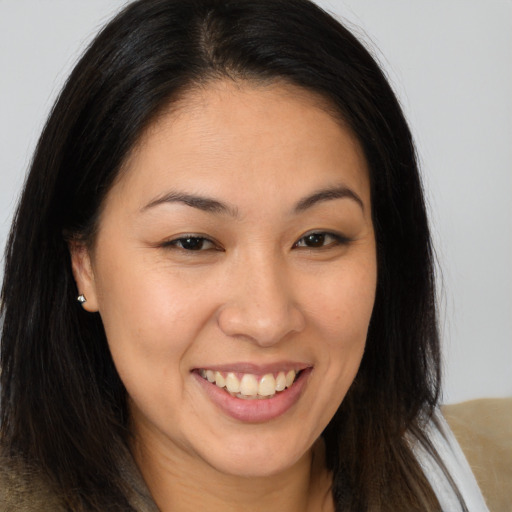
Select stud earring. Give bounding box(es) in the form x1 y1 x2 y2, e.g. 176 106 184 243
77 294 87 304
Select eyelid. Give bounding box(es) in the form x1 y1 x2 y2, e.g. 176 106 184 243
159 230 350 251
161 233 221 251
293 230 352 248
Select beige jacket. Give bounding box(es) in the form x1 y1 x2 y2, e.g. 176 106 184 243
443 397 512 512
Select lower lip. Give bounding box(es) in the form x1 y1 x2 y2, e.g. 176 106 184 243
193 369 311 423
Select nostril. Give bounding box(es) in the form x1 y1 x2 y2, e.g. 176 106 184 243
215 268 306 345
216 303 304 346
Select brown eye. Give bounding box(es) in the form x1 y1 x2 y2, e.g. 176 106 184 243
293 232 349 249
303 233 326 247
179 237 205 250
165 236 216 251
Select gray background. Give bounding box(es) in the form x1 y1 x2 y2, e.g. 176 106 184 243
1 0 511 403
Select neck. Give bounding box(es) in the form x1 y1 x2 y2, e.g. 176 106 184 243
131 432 332 512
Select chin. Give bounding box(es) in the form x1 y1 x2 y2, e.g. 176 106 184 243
200 433 311 479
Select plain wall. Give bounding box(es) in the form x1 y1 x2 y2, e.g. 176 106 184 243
1 0 511 404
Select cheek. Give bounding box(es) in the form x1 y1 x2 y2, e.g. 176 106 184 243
95 273 214 444
92 251 212 395
304 257 377 342
303 256 376 402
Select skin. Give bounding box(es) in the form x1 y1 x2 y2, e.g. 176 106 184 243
71 80 377 512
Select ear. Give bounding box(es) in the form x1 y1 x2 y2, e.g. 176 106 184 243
69 241 100 312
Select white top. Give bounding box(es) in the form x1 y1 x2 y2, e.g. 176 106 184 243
413 412 489 511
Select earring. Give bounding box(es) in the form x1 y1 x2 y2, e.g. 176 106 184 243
77 294 87 304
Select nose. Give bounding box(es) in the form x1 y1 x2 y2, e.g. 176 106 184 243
217 254 306 347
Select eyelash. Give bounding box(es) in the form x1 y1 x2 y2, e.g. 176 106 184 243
162 231 350 252
292 231 351 249
161 235 219 252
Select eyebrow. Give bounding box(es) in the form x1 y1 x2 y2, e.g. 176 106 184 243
142 184 363 217
142 191 239 217
294 185 364 213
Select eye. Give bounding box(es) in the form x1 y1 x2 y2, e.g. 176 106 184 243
163 236 217 251
293 231 348 249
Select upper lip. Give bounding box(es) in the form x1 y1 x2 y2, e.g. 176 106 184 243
192 361 312 375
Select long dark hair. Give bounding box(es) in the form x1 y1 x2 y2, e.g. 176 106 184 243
1 0 453 510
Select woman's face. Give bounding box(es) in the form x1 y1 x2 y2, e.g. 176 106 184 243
73 81 377 477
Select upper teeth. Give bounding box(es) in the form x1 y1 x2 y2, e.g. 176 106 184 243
200 370 297 398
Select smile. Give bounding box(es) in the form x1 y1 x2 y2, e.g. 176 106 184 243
198 369 299 399
193 365 312 422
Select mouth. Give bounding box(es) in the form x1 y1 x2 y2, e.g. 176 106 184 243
196 368 303 400
193 364 312 422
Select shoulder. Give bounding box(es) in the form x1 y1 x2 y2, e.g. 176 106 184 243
411 409 488 511
442 397 512 512
0 451 67 512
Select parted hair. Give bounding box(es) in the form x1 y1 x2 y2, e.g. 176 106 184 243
1 1 462 510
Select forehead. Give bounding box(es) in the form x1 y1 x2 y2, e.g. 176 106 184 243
111 80 370 213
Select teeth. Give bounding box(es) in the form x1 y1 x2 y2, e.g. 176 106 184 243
258 374 276 396
240 374 259 396
225 372 240 393
215 372 225 388
275 371 286 392
200 369 299 398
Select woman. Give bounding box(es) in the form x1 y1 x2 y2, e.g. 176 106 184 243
0 0 488 510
